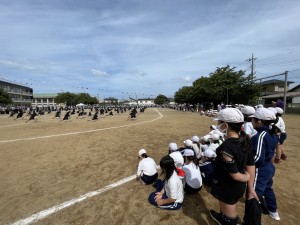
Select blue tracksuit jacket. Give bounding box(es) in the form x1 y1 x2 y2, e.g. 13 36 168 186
251 126 279 212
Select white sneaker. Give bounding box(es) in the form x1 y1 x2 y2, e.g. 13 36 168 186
269 211 280 221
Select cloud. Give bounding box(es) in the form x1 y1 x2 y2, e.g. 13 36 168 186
174 75 192 84
0 0 300 98
91 69 109 77
0 59 36 71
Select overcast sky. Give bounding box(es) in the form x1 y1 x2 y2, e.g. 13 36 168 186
0 0 300 99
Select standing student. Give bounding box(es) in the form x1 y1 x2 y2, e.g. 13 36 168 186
209 108 254 225
241 105 257 138
182 149 202 194
136 149 158 185
148 155 184 210
274 107 287 164
250 108 280 220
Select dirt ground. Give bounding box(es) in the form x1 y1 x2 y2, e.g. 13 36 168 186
0 108 299 225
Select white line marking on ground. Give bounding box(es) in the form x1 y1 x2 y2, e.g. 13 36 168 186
10 175 136 225
0 109 163 143
0 123 27 128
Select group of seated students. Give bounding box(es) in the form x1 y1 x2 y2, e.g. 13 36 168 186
136 125 225 211
136 105 287 225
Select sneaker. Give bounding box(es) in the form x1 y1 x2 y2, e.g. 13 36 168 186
269 211 280 221
209 210 223 225
274 158 281 164
280 153 288 161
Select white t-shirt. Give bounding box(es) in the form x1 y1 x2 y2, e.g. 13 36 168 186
137 157 158 176
169 151 184 168
165 171 184 203
208 143 219 152
183 162 202 189
244 122 257 137
276 117 286 133
192 143 201 159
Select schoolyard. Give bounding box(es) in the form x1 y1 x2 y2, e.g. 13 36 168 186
0 108 299 225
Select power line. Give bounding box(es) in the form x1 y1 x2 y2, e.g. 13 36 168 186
289 68 300 72
256 58 300 66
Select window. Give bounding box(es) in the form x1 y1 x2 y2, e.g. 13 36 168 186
275 86 284 92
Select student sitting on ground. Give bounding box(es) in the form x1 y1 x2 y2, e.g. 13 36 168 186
208 133 220 153
87 112 99 122
53 110 61 118
25 111 38 123
168 143 185 178
191 136 201 160
199 148 216 186
148 155 184 210
14 110 24 120
182 149 202 194
59 111 71 122
136 149 158 185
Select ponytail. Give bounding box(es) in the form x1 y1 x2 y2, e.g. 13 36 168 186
227 122 251 153
239 130 251 152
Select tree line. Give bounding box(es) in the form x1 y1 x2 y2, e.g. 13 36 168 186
173 65 259 106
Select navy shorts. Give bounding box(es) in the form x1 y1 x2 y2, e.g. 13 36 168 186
279 133 287 144
148 192 182 210
141 173 158 185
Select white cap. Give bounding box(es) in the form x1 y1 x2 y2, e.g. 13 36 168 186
214 108 244 123
275 107 283 114
268 107 277 114
184 139 193 147
191 136 200 142
169 143 178 151
257 104 264 108
240 106 255 115
202 148 216 158
211 133 220 141
212 129 224 137
249 108 276 120
183 149 195 157
202 135 212 142
138 149 147 156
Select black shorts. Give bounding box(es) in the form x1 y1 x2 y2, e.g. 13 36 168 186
211 179 246 205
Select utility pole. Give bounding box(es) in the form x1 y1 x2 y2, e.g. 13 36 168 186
283 71 288 113
246 53 257 81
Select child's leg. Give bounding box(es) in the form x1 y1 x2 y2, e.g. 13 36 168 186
274 144 282 164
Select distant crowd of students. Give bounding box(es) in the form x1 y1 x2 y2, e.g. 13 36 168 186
4 105 145 123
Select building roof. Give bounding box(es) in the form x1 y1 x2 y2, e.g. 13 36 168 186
33 93 58 98
262 92 300 99
260 79 294 85
288 84 300 92
0 78 32 89
138 98 154 101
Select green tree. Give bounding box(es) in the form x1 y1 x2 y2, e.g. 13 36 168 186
75 93 98 105
0 88 12 105
154 94 169 105
174 86 194 104
177 66 260 105
54 92 77 106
